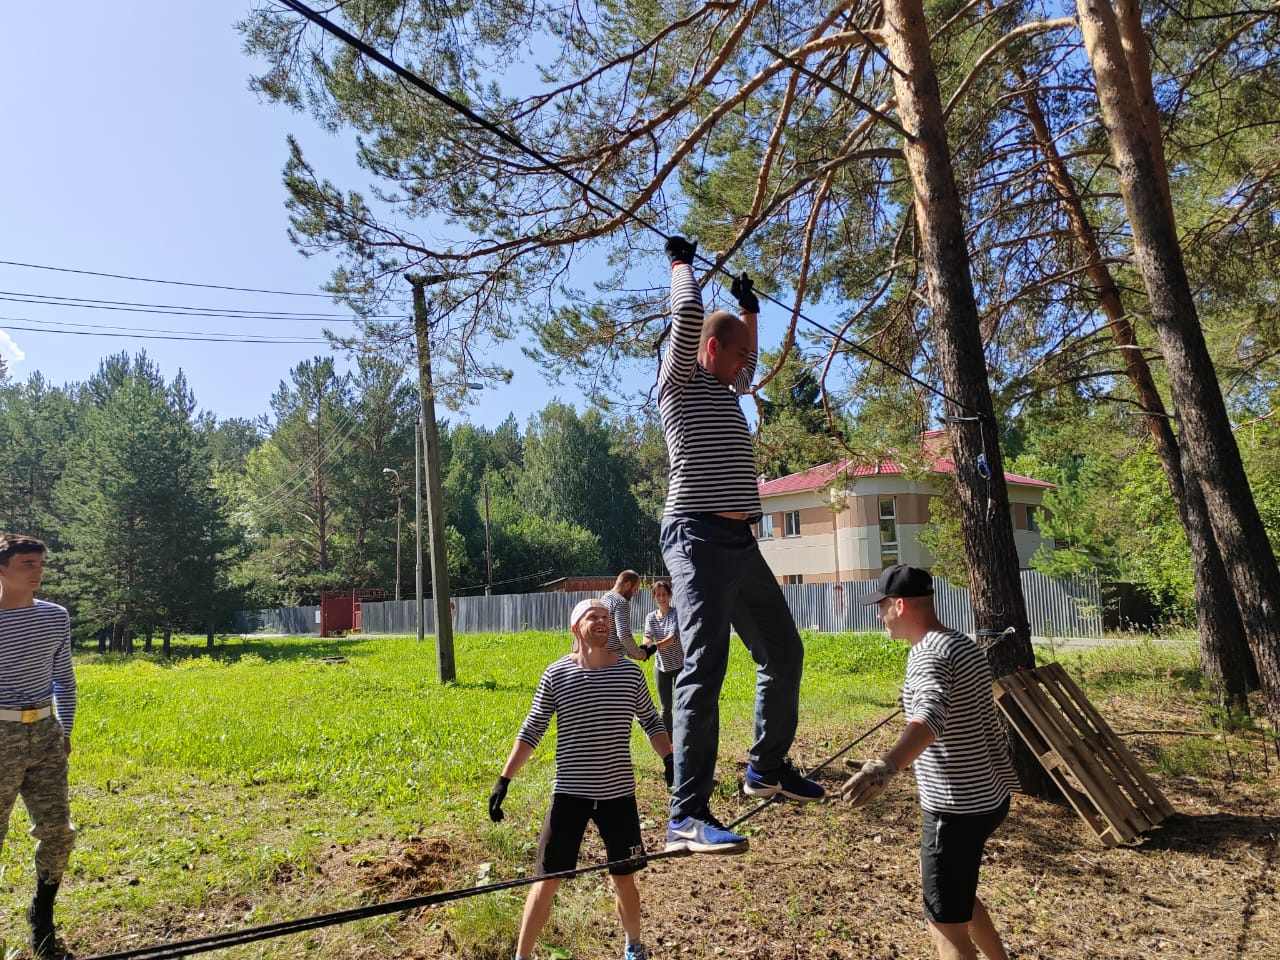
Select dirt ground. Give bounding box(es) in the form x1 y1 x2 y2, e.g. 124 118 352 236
64 691 1278 960
355 691 1279 960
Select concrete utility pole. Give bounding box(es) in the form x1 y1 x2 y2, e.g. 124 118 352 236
483 479 494 596
414 411 425 644
381 468 402 601
407 273 456 683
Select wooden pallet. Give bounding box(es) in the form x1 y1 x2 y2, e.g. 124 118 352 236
993 661 1175 847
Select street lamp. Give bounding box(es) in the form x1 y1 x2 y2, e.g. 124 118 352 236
381 467 403 602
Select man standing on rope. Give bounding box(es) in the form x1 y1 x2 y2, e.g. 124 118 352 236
657 237 823 857
842 564 1018 960
600 570 657 661
489 598 673 960
0 534 77 960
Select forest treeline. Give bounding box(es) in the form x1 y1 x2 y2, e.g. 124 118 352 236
1 339 1274 651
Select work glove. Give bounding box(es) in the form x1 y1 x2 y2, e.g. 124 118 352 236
839 758 897 808
665 236 697 266
731 272 759 313
488 775 511 822
663 753 675 789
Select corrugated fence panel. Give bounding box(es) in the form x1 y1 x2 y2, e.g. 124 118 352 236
233 606 320 635
238 572 1103 639
1021 569 1103 638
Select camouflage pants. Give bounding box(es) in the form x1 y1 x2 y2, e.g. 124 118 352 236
0 715 75 883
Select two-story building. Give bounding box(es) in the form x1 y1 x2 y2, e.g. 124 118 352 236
753 433 1055 583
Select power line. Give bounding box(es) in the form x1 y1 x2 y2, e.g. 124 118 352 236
0 319 329 345
3 315 332 341
0 259 344 298
240 405 367 521
0 290 397 321
277 0 984 417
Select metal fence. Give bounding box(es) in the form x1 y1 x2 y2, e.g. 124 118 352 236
232 605 319 635
236 570 1102 639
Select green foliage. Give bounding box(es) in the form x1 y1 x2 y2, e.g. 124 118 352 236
516 402 659 573
756 346 850 479
917 470 969 588
48 353 233 648
1237 388 1280 558
4 339 677 619
1155 737 1223 779
0 372 79 546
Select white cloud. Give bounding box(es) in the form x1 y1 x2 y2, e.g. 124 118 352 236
0 330 25 368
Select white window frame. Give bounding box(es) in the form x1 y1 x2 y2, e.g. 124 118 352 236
757 513 774 540
783 510 801 537
879 497 899 567
783 574 803 585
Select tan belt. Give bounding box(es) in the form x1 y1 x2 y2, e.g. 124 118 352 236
0 706 52 723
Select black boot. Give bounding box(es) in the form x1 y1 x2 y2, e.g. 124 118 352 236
27 878 70 959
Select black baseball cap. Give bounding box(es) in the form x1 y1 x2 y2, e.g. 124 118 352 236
859 564 934 605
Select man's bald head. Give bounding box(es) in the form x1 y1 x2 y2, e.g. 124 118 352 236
699 310 751 385
699 310 744 354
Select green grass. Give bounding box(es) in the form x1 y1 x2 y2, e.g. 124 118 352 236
1 630 904 957
0 631 1216 957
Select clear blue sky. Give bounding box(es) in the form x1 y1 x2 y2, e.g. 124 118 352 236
0 1 566 429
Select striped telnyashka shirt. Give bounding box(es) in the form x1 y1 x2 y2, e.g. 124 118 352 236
904 628 1019 814
643 608 683 674
657 263 761 520
517 654 666 800
601 591 647 660
0 599 77 735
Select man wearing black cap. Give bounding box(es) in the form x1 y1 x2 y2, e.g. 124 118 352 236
841 564 1018 960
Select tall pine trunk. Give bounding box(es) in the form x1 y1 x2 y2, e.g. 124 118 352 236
1021 85 1257 708
882 0 1054 797
1076 0 1280 723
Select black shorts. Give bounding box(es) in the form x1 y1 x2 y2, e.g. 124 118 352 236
535 793 646 877
920 795 1010 923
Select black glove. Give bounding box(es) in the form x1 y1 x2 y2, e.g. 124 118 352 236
664 236 697 266
488 775 510 823
663 753 675 789
731 272 759 313
641 643 658 660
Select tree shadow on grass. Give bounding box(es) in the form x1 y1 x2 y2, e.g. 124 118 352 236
448 677 539 694
79 634 378 667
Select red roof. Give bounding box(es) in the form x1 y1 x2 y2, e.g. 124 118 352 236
758 452 1055 497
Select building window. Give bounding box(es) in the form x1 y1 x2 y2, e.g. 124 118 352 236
757 513 774 540
784 510 801 537
783 574 803 585
1026 504 1039 533
879 497 899 567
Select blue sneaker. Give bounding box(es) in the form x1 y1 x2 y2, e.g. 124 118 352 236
624 943 648 960
665 809 748 854
743 758 825 802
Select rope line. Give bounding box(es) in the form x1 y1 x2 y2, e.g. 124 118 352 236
84 851 692 960
79 708 902 959
276 0 984 417
728 706 902 829
0 259 342 298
